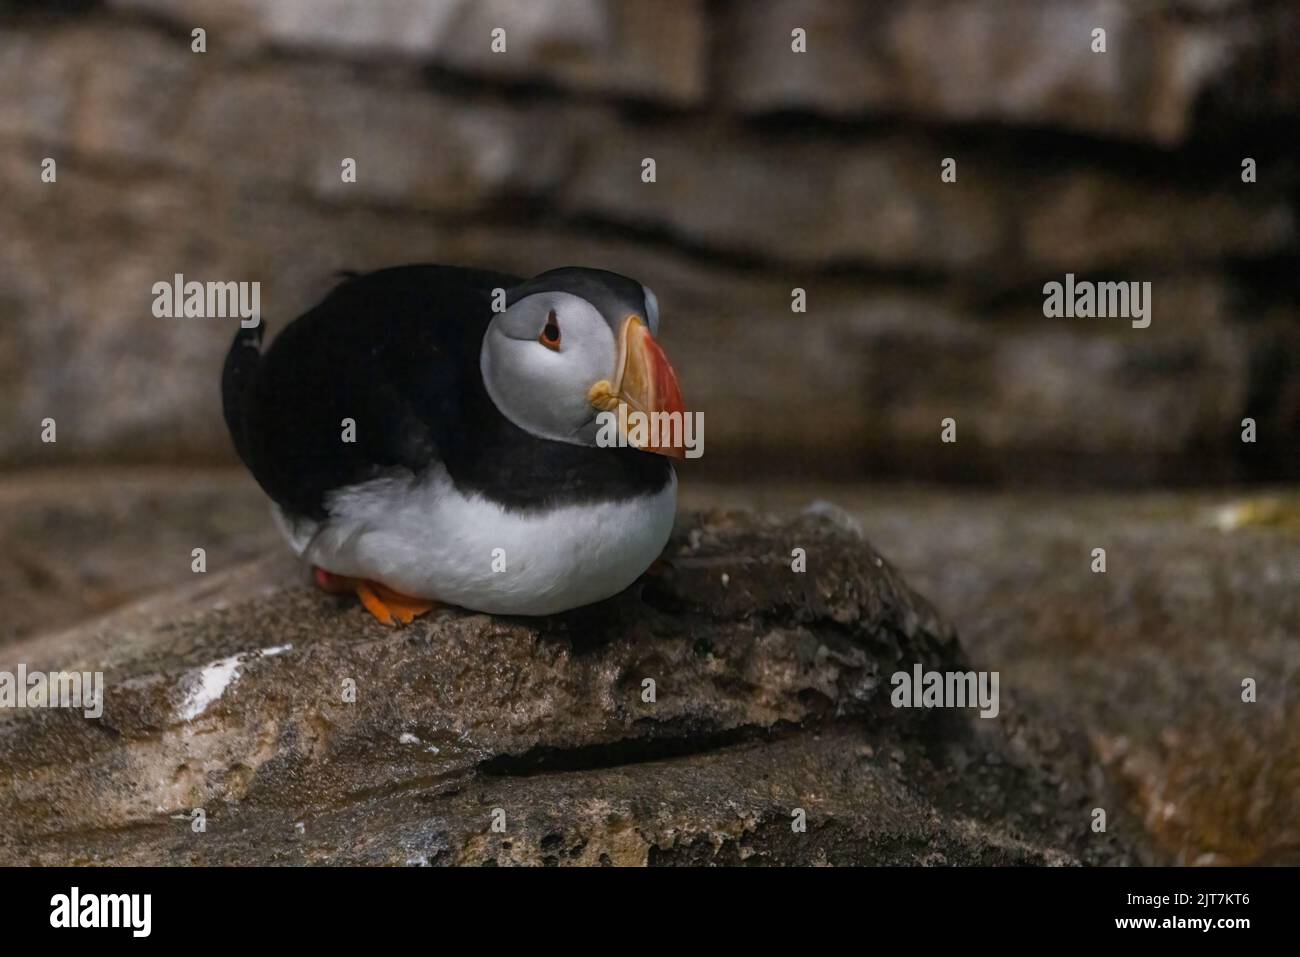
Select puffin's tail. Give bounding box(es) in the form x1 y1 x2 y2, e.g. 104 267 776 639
221 321 264 468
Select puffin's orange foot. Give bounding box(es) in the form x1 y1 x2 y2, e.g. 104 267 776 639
312 567 437 626
357 581 437 626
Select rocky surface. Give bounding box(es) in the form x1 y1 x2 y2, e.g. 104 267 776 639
725 482 1300 865
3 469 1296 865
719 0 1300 144
0 3 1296 484
0 476 1142 866
0 470 273 644
110 0 709 104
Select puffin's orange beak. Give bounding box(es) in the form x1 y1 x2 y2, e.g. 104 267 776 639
587 315 687 459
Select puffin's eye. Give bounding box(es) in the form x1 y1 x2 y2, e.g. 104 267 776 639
539 310 561 351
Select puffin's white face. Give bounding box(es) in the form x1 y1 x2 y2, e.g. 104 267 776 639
480 283 686 456
481 291 619 445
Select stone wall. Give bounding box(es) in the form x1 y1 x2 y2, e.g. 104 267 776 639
1 0 1296 482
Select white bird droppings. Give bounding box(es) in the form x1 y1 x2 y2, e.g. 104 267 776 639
178 654 243 721
177 644 294 721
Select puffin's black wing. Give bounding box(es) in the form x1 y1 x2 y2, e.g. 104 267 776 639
221 319 264 468
222 264 522 520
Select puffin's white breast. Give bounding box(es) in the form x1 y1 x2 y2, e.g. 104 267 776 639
275 466 676 616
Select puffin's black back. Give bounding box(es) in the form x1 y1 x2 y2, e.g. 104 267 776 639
222 264 672 520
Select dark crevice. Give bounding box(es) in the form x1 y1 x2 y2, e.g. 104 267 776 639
0 0 102 19
478 698 965 780
538 210 969 289
477 720 807 778
739 106 1300 179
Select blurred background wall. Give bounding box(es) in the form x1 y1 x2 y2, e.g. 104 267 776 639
1 0 1297 485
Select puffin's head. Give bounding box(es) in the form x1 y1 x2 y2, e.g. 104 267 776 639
480 267 687 457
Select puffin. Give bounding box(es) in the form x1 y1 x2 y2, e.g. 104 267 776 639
221 264 687 625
